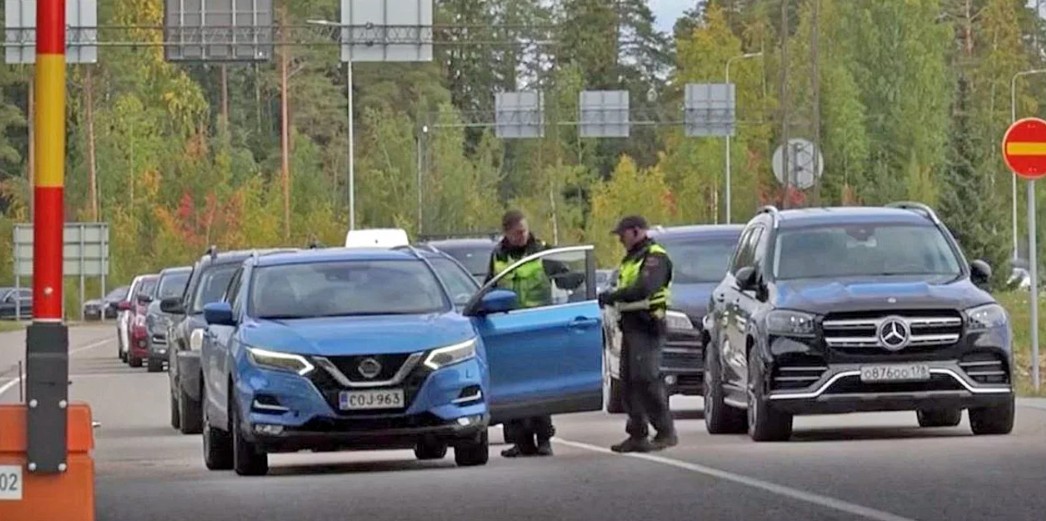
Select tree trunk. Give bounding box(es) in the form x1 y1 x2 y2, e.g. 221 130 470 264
27 74 34 217
280 9 291 240
86 66 99 221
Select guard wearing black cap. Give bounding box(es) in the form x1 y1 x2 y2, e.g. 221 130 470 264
598 215 678 452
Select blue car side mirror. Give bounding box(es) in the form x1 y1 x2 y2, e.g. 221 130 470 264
478 290 518 315
203 302 236 326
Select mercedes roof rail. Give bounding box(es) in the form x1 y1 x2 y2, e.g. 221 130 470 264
757 205 781 228
885 201 941 225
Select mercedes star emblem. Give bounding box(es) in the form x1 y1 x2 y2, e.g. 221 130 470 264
877 317 911 351
357 358 382 379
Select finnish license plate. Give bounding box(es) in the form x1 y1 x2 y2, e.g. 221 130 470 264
339 389 405 411
859 364 931 383
0 465 22 501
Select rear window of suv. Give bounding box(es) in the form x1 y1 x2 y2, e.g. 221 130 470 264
772 223 962 281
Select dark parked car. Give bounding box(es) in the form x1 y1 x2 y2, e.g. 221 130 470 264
84 286 129 321
703 203 1014 442
417 236 499 283
144 267 192 372
0 288 31 320
164 247 298 434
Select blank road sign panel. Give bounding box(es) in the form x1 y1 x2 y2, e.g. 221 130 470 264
14 223 110 277
341 0 433 62
495 91 545 139
163 0 275 62
579 90 630 138
4 0 98 64
684 83 735 137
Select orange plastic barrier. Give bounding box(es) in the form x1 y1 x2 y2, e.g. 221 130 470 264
0 404 94 521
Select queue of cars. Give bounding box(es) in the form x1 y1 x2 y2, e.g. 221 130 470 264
96 201 1014 476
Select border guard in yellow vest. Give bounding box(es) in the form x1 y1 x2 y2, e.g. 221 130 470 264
598 215 679 453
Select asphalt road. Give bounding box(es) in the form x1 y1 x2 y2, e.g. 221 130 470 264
2 325 1046 521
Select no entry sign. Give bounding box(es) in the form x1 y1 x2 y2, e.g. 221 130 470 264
1003 117 1046 180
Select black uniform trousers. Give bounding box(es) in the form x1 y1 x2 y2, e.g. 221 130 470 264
619 313 675 439
504 416 555 447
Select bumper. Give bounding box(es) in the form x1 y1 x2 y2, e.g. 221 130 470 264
148 333 169 361
233 356 489 453
176 351 202 401
662 326 704 395
83 308 103 320
767 362 1013 415
249 414 489 453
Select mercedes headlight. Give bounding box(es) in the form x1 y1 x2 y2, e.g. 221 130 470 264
246 346 315 376
189 329 205 351
423 338 477 370
766 310 817 337
966 303 1008 332
665 310 694 331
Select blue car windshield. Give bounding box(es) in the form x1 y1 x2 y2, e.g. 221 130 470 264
250 260 449 319
772 223 963 281
658 237 739 284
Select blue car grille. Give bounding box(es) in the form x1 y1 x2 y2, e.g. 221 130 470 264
327 353 414 383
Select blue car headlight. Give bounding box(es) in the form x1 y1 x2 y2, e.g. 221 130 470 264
246 346 315 376
423 338 477 370
766 310 818 338
965 304 1008 332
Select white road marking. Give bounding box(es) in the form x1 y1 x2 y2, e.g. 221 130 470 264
555 438 918 521
0 337 112 396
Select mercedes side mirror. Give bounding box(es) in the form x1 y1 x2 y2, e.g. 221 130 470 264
970 260 992 286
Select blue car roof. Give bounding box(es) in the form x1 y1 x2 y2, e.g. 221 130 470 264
256 247 442 267
773 207 934 228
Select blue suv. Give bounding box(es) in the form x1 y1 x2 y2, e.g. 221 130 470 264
199 245 602 475
704 203 1014 442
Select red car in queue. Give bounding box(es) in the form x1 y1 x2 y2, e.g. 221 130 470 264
121 274 158 368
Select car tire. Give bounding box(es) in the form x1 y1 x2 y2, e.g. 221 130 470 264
969 395 1015 436
414 440 448 460
747 348 793 442
704 345 746 434
170 395 181 430
454 429 489 467
128 353 143 368
202 386 233 471
120 350 127 363
916 408 962 428
147 357 164 373
231 392 269 476
179 385 203 435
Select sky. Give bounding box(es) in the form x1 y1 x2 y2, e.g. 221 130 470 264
649 0 692 33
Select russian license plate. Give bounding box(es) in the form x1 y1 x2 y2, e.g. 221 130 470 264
0 465 22 501
859 364 931 383
339 389 405 411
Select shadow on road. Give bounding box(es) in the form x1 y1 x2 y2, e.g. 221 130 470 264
672 408 705 420
789 425 972 443
268 458 456 476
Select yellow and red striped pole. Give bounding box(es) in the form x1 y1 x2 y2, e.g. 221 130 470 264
33 0 65 321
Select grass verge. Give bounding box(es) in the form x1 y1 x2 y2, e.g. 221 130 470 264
994 291 1046 397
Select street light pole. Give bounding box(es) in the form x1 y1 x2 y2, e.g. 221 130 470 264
308 19 355 230
725 52 763 224
1010 69 1046 261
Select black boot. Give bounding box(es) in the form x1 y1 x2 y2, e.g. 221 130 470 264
535 439 553 456
651 432 678 451
610 437 654 453
501 442 537 458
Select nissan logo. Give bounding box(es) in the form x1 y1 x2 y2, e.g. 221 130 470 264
877 317 911 351
357 358 382 379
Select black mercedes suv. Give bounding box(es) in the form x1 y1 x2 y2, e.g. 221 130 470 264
703 202 1015 442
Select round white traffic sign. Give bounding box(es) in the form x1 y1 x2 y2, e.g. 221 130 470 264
772 138 824 190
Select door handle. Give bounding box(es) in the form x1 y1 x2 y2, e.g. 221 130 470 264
569 317 599 329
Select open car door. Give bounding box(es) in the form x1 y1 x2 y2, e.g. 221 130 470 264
463 245 603 424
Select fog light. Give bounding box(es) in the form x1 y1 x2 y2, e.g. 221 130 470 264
457 417 471 426
665 375 677 385
254 424 284 435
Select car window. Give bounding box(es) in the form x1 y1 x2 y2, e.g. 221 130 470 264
18 289 30 299
105 287 128 300
157 272 190 300
249 260 449 319
434 244 493 277
658 236 739 284
730 227 762 273
428 257 480 308
772 223 963 281
225 268 245 314
138 278 158 298
190 263 240 314
485 249 590 309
